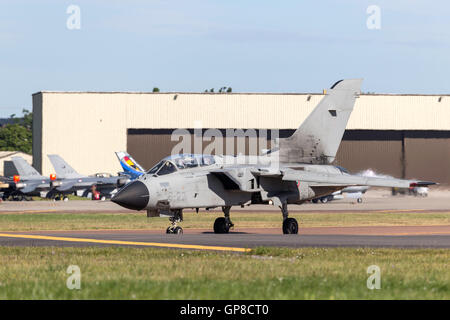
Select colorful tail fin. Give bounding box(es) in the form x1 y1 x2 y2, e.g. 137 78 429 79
115 151 145 179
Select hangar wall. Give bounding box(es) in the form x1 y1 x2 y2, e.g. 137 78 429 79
32 91 450 183
127 129 450 184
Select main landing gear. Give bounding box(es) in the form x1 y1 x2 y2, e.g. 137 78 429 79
166 209 183 234
281 203 298 234
214 206 234 234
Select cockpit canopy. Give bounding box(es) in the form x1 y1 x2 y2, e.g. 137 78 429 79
146 154 216 176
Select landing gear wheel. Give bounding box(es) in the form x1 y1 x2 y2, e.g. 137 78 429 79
320 197 328 203
282 218 298 234
312 199 318 204
166 226 183 234
166 210 184 235
214 217 230 234
357 198 362 203
173 226 183 235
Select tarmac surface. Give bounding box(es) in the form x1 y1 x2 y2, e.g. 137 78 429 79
0 227 449 251
0 189 449 251
0 189 449 213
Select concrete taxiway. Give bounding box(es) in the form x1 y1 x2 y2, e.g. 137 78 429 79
0 189 449 251
0 225 449 251
0 189 449 213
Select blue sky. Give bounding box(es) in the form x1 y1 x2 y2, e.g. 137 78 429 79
1 0 450 117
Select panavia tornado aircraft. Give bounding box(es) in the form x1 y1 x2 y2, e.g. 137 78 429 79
111 79 435 234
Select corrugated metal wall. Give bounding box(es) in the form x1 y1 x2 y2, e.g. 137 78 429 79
127 130 178 170
404 131 450 183
334 131 404 177
128 129 450 183
34 92 450 178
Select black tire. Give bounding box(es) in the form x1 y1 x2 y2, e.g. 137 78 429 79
282 218 299 234
357 198 362 203
173 227 183 235
166 227 172 234
312 199 318 204
214 217 230 234
320 197 328 203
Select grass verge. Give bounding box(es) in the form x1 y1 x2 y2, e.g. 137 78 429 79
0 211 449 231
0 246 448 299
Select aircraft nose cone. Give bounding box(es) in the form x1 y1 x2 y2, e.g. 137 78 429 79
111 180 149 210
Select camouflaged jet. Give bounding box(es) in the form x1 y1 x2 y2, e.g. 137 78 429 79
111 79 436 235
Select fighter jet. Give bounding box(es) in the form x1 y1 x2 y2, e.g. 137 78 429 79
47 154 130 199
4 156 98 200
111 79 435 235
1 156 54 200
0 175 19 200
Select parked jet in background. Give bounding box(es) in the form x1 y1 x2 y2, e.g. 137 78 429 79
0 155 131 201
111 79 436 235
115 151 145 180
0 175 20 200
1 156 53 200
48 154 130 199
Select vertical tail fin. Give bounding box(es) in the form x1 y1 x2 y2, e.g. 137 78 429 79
47 154 83 179
11 156 45 180
279 79 362 164
115 151 145 179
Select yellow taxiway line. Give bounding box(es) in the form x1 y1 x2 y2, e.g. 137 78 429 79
0 233 251 253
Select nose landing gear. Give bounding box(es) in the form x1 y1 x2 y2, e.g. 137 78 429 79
166 209 184 234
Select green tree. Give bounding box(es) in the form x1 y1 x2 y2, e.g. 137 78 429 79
0 109 33 154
